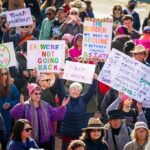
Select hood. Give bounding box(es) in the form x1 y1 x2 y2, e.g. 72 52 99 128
73 33 83 48
69 33 83 61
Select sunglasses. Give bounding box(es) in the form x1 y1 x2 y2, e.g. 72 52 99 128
41 79 51 82
20 26 29 28
34 92 42 96
1 72 7 76
70 12 78 15
46 13 53 16
91 129 101 132
0 17 6 20
114 8 121 11
24 127 32 132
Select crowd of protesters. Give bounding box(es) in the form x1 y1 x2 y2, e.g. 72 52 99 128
0 0 150 150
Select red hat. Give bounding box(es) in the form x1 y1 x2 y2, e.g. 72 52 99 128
121 95 131 102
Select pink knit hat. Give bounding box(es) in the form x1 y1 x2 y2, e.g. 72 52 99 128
62 34 74 44
27 83 39 96
121 95 131 102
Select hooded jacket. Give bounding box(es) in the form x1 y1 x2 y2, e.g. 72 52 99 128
69 33 82 62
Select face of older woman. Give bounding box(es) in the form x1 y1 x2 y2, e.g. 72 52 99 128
19 25 31 36
1 68 8 84
30 89 41 102
136 128 148 141
69 86 81 98
21 123 32 140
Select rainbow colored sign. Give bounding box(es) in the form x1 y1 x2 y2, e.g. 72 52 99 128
27 40 65 73
0 42 17 69
82 18 113 61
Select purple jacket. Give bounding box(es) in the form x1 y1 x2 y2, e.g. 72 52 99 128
10 101 66 143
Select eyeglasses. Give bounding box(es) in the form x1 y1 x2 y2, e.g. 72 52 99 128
34 92 42 96
24 127 32 132
70 12 78 15
114 8 121 11
1 72 7 76
0 17 6 20
91 129 101 132
45 13 53 16
20 26 29 28
41 79 51 82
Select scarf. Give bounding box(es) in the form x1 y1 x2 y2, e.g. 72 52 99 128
18 34 33 47
28 98 49 143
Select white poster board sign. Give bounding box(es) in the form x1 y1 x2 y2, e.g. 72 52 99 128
63 61 96 84
27 40 65 73
98 49 150 107
82 18 113 61
6 8 32 28
0 42 17 68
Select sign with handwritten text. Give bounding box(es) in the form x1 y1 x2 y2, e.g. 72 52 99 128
63 61 96 84
98 49 150 107
82 18 113 62
0 42 17 68
6 8 32 28
27 40 65 73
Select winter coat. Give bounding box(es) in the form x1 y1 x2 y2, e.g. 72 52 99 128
60 22 83 36
39 18 54 40
123 140 147 150
3 33 36 52
56 78 97 138
7 138 39 150
0 84 20 139
104 123 131 150
69 33 82 61
10 100 66 143
100 89 118 124
84 139 109 150
111 35 130 52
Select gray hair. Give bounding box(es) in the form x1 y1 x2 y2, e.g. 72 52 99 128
69 82 83 91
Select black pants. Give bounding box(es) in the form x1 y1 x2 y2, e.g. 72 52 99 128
38 136 55 150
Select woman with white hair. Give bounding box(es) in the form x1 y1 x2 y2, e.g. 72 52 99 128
56 73 98 150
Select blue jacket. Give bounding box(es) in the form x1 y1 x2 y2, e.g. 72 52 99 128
0 84 20 139
7 138 39 150
56 78 97 138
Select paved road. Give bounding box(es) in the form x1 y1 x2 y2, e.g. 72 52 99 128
92 0 150 31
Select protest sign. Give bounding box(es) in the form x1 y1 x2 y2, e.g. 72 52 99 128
63 61 96 84
0 42 17 68
6 8 32 28
98 49 150 107
135 39 150 51
27 40 65 73
82 18 113 62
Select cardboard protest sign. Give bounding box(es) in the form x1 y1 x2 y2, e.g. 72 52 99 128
63 61 96 84
135 39 150 51
98 49 150 107
6 8 32 28
0 42 17 68
27 40 65 73
82 18 113 62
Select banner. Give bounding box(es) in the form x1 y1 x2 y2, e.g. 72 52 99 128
27 40 65 73
6 8 32 28
82 18 113 61
98 49 150 107
63 61 96 84
0 42 17 68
